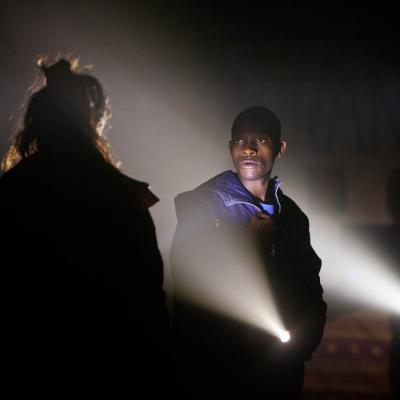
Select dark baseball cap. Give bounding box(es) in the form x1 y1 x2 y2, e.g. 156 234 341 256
231 106 281 143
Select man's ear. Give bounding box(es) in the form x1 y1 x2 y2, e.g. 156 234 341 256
229 140 234 154
276 140 287 159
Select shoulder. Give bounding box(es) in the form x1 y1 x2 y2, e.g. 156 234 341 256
193 170 236 191
0 156 41 189
174 171 233 221
176 171 232 200
279 192 309 227
123 176 159 209
104 166 159 209
174 188 219 222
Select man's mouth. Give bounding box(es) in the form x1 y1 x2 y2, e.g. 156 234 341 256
239 159 260 168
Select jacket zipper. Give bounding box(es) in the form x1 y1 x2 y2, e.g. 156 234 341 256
226 200 277 268
225 201 262 212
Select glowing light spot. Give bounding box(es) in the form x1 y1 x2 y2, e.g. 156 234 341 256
279 330 291 343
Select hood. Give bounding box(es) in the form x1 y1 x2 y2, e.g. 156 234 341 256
196 170 283 214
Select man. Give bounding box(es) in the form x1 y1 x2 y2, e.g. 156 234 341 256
171 106 326 398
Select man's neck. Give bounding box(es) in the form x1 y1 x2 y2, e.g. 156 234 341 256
239 175 270 202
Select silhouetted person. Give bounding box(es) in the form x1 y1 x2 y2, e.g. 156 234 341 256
0 58 169 395
171 107 326 398
387 164 400 400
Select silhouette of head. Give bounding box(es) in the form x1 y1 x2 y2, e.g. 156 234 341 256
2 57 116 170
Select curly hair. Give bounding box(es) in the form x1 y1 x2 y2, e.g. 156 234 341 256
2 57 119 171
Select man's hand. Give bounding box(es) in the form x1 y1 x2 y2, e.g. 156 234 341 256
248 212 277 243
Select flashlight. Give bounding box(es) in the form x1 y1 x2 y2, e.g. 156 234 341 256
279 330 291 343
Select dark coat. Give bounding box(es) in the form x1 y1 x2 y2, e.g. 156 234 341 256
171 170 326 397
1 152 169 394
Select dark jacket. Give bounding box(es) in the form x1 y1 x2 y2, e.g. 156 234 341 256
171 170 326 396
1 152 169 394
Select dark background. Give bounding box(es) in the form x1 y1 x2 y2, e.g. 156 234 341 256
1 2 399 398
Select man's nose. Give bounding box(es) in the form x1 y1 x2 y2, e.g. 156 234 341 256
241 141 257 155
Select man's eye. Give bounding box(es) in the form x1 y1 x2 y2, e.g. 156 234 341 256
232 138 244 145
256 137 268 144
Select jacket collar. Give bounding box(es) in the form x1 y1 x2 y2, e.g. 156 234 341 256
199 170 283 214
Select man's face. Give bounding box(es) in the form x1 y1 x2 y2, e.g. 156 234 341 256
229 131 282 183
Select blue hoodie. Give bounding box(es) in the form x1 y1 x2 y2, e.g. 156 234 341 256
182 170 283 229
173 170 326 362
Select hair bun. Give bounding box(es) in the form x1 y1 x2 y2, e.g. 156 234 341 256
41 59 73 88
